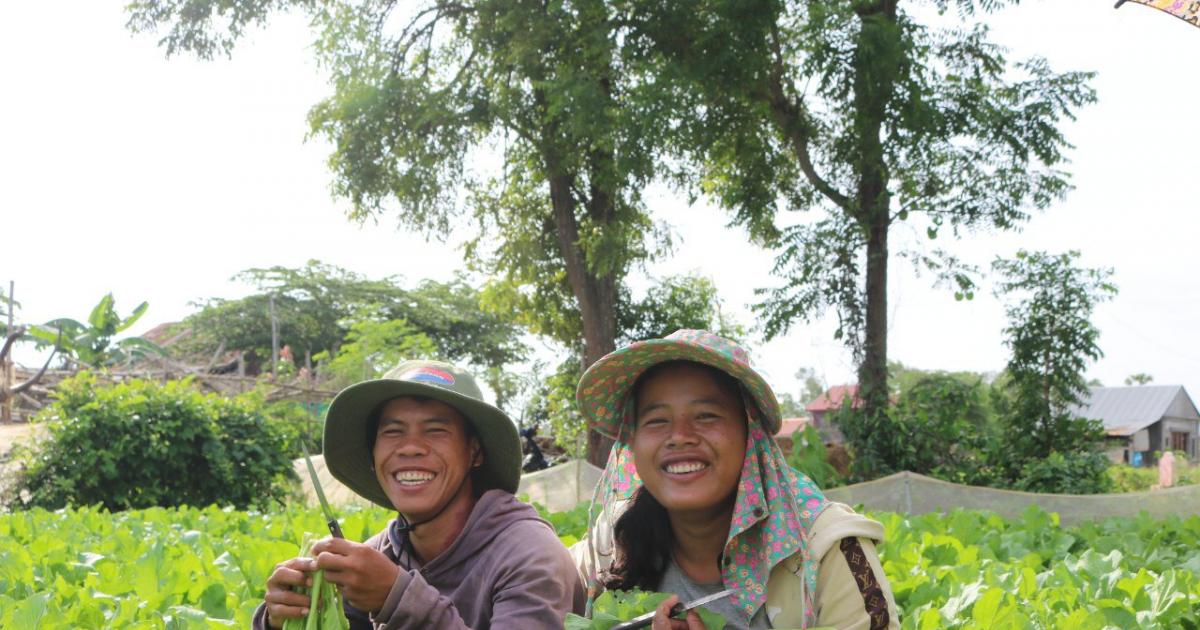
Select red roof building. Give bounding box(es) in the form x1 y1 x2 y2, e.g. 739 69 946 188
804 384 862 444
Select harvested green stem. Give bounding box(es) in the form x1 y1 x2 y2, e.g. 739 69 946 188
283 537 350 630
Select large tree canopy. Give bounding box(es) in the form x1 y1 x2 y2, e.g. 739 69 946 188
178 260 527 378
618 0 1096 430
130 0 677 463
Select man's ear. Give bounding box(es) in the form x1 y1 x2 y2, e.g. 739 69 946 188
471 438 484 468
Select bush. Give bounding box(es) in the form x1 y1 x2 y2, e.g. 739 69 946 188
836 375 997 484
1108 461 1200 492
7 372 295 511
786 425 843 489
1015 451 1112 495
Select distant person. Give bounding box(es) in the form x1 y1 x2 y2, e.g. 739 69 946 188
254 360 584 629
573 330 899 629
1159 450 1176 489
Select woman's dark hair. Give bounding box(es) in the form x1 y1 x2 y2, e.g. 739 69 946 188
603 485 673 591
602 360 745 590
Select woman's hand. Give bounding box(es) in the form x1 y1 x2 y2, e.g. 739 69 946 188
263 557 317 628
310 537 401 614
651 594 708 630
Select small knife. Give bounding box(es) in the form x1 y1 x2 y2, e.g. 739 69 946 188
301 441 344 539
610 589 735 630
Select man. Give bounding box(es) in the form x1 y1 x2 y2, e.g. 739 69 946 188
254 360 585 629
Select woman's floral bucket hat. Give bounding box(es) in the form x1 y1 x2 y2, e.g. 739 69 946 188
576 328 782 437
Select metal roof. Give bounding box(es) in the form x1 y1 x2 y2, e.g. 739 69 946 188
1068 385 1199 436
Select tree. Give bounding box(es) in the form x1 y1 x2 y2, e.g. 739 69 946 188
179 261 527 381
129 0 671 464
1124 373 1153 386
620 0 1096 440
30 294 162 368
616 274 743 344
795 367 827 406
992 250 1116 485
312 316 439 389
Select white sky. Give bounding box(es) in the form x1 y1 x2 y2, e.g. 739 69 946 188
2 1 1198 405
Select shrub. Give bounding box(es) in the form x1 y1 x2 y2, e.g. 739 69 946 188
786 425 843 489
7 372 295 511
1015 451 1112 495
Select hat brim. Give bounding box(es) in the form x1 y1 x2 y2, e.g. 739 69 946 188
576 338 782 439
323 379 521 509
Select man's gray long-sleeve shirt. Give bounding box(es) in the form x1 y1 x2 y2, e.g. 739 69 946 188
253 490 585 629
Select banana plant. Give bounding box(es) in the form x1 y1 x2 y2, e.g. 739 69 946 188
28 294 164 367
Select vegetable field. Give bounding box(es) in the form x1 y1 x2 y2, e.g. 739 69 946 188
2 504 1198 629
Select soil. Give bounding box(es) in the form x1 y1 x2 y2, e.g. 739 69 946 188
0 422 42 460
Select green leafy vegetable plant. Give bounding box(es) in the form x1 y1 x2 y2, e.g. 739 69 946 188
564 590 726 630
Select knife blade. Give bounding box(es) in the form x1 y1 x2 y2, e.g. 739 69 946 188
301 441 344 539
610 588 735 630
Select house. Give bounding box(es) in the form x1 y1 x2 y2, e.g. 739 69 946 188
773 416 811 453
805 385 862 444
1069 385 1200 465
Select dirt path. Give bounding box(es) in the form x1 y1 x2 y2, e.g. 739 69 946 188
0 422 43 459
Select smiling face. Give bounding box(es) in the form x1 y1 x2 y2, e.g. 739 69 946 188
371 396 481 520
630 362 748 516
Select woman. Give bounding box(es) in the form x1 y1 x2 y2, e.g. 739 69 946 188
573 330 899 629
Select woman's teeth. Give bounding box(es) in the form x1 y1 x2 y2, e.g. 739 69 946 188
394 471 435 485
664 461 708 474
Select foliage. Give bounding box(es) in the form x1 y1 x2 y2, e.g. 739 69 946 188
235 389 325 460
880 506 1200 629
786 425 842 489
1014 451 1113 495
6 372 294 511
1107 464 1200 493
564 590 726 630
128 0 673 390
0 503 396 628
621 0 1096 438
533 501 593 547
178 262 526 378
4 502 1200 628
312 316 438 389
29 293 162 367
991 250 1116 487
616 274 743 345
837 374 998 484
523 359 589 458
1125 373 1154 386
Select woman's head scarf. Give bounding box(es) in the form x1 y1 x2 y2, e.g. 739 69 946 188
577 330 828 624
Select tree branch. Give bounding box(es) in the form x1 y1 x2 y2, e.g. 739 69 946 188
763 22 851 211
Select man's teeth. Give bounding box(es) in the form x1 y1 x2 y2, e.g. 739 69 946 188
665 461 708 474
394 471 435 484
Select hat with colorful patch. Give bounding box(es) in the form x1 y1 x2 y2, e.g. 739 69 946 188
324 359 521 508
576 329 783 437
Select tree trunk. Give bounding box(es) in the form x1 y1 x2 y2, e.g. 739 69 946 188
543 153 618 467
852 2 899 425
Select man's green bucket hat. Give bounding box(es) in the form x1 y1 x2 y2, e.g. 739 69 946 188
323 359 521 509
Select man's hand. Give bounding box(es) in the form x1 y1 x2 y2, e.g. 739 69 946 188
311 537 401 614
651 595 707 630
263 557 317 629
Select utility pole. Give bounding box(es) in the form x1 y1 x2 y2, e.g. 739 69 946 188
270 294 279 379
2 281 15 424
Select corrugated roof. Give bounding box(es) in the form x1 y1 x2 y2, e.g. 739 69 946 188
1068 385 1196 436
